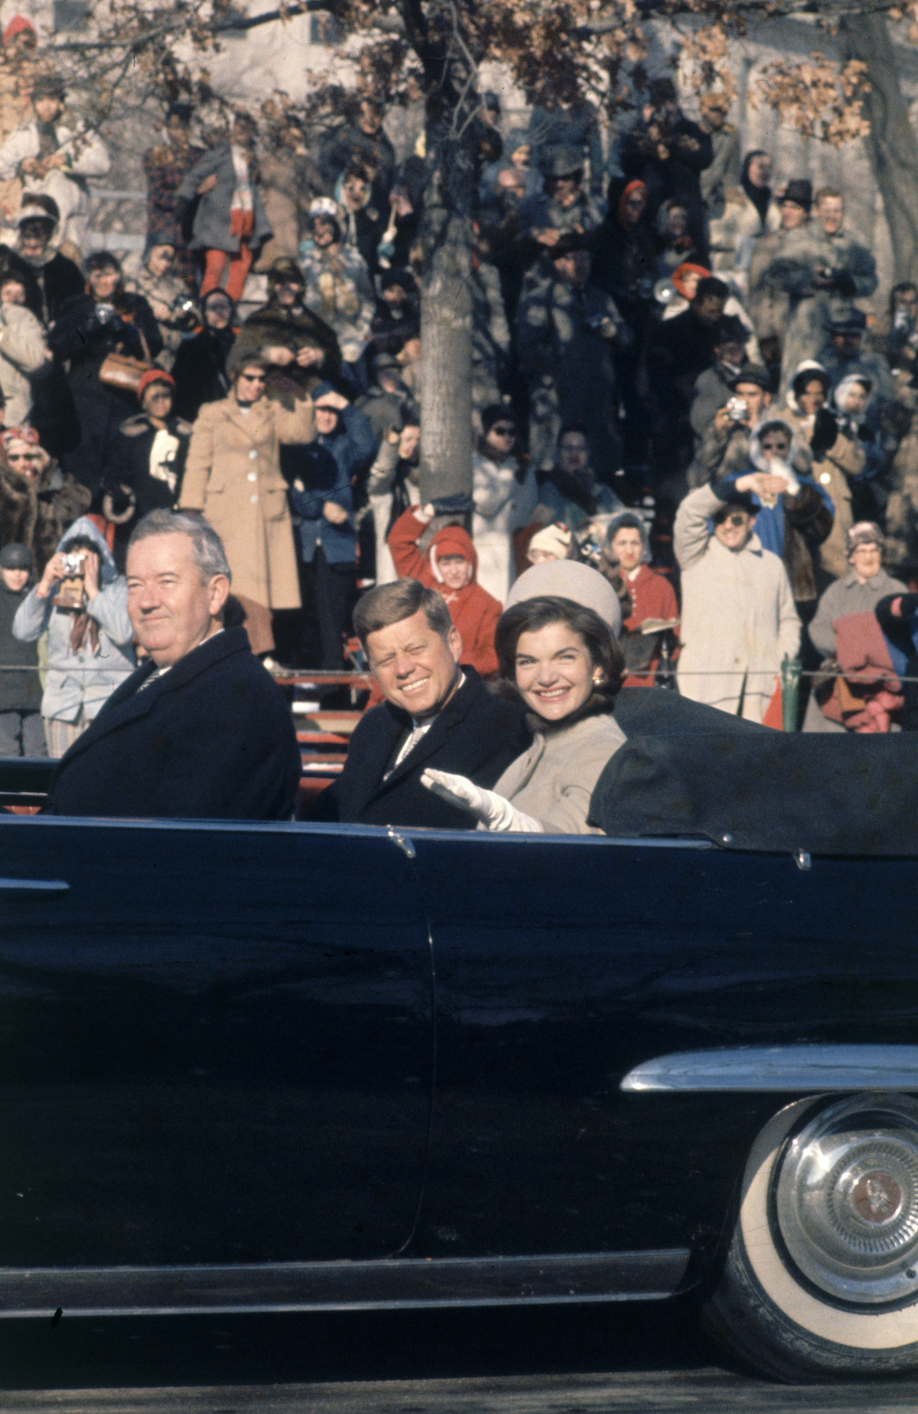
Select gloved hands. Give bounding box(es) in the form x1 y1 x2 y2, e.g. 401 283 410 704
420 768 543 833
810 406 839 460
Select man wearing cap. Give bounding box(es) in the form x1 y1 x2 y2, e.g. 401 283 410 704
689 315 751 443
818 302 896 418
804 522 908 732
526 94 605 200
674 479 800 722
747 179 812 350
0 540 43 755
688 361 778 488
516 146 605 252
357 350 416 447
762 186 878 402
0 74 109 252
103 370 192 569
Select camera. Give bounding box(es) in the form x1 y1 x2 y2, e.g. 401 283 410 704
53 551 86 611
61 552 85 577
725 396 748 423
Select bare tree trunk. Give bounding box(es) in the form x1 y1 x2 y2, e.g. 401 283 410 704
841 12 918 283
418 120 476 504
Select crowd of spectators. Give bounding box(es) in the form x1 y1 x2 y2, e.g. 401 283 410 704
0 26 916 759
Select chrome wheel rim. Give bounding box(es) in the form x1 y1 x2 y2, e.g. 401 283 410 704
775 1095 918 1305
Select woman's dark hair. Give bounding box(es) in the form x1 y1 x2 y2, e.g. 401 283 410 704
84 250 121 275
494 595 624 699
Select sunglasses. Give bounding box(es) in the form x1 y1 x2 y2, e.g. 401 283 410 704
724 512 749 527
239 372 267 383
490 424 516 436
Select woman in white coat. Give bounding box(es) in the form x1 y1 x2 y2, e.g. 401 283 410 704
472 405 538 603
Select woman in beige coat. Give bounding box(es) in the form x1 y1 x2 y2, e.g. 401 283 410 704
421 561 627 835
180 353 315 654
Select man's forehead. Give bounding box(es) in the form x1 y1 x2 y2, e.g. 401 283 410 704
127 532 194 573
367 609 439 652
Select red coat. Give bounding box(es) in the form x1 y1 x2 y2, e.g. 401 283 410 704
621 563 680 689
388 508 501 677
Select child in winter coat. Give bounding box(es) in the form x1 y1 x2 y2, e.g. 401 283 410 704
388 505 501 678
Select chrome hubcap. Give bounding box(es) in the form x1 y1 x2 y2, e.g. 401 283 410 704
774 1095 918 1305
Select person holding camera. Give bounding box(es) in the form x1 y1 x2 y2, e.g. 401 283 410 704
12 513 134 756
687 361 775 489
122 235 198 371
760 187 877 403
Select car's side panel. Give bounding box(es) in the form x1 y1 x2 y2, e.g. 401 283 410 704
0 817 433 1267
408 833 918 1269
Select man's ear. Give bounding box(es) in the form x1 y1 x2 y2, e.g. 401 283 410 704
208 573 231 617
447 623 462 663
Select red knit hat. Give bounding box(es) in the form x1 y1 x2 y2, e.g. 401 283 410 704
3 16 36 44
137 368 175 401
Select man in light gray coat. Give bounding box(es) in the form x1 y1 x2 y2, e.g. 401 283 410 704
675 480 800 723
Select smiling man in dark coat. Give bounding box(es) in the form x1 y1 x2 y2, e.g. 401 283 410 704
309 578 529 829
44 510 301 819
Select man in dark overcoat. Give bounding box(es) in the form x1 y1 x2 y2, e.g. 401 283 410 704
43 510 300 819
309 578 529 828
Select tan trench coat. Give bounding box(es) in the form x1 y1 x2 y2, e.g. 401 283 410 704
180 393 315 609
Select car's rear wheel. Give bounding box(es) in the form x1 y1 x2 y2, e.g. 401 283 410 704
701 1094 918 1380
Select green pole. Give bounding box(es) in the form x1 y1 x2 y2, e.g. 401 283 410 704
781 655 801 732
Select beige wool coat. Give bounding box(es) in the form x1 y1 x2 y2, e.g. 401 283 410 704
180 393 315 609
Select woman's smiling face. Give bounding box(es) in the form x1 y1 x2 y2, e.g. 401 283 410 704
514 620 597 723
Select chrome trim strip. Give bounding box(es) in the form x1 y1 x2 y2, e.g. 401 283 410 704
0 1250 691 1317
0 877 69 895
621 1045 918 1093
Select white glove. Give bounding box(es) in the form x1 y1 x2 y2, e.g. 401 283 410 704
421 768 543 833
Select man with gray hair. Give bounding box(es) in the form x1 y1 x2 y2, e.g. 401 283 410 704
44 509 301 818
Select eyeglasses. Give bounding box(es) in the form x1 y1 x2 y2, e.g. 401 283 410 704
725 513 748 527
7 451 40 462
239 372 267 383
490 424 516 436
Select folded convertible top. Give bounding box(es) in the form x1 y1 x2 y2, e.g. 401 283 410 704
592 688 918 856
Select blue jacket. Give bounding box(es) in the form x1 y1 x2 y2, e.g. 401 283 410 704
286 403 375 565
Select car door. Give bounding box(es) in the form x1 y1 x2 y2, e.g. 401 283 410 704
0 816 433 1269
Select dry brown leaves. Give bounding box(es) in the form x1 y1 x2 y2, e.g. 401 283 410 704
752 53 870 144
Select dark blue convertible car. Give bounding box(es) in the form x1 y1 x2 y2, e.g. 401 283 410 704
0 706 916 1383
